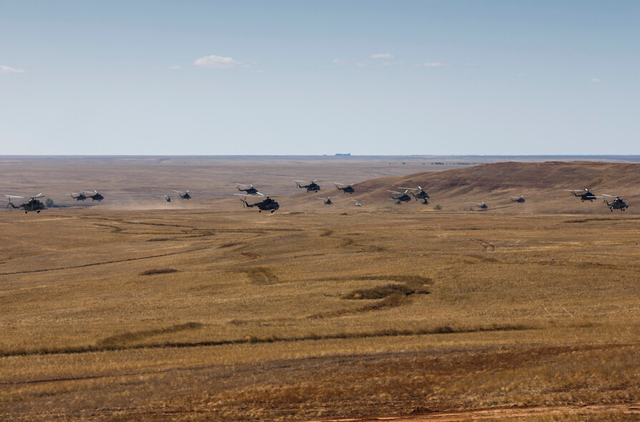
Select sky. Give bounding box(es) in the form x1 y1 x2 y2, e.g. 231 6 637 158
1 0 639 155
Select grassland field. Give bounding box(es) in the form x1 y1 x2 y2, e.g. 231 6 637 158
1 157 640 421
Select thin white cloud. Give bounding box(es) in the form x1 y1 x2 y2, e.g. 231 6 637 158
356 62 367 67
332 58 347 65
0 65 25 74
370 53 394 59
169 65 181 70
417 62 448 67
194 55 243 69
590 78 602 83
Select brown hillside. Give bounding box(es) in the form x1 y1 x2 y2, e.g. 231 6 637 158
348 161 640 214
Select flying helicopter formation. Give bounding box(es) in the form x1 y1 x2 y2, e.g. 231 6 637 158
564 187 631 212
70 190 104 201
2 178 634 215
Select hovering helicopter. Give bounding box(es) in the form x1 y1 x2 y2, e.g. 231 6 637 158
295 180 321 193
388 190 412 204
351 199 362 207
173 190 191 200
235 193 279 213
335 183 355 194
157 195 171 202
84 190 104 201
602 194 629 212
565 188 597 202
71 191 88 201
399 186 430 204
236 184 260 195
317 197 333 205
511 195 525 203
476 202 488 210
6 193 46 213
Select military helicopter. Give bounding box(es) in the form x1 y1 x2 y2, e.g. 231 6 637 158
388 190 412 204
157 195 171 202
565 188 597 202
236 184 260 195
173 190 191 200
295 180 321 193
511 195 525 203
84 190 104 201
335 183 355 194
399 186 430 204
6 193 46 213
476 202 488 210
351 199 362 207
602 194 629 212
235 193 279 213
71 191 88 201
317 197 333 205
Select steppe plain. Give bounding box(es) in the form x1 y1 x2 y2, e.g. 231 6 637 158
2 156 640 421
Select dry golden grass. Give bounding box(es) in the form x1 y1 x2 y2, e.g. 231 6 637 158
1 158 640 420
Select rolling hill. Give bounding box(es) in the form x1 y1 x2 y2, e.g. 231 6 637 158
337 161 640 214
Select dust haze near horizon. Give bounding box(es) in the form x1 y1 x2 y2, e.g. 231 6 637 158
1 1 639 156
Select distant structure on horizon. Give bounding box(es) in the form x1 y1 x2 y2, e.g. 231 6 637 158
335 153 351 156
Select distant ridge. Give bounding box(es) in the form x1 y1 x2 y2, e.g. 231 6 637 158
350 161 640 214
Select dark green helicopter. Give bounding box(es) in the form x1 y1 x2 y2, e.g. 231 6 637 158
565 188 597 202
400 186 430 204
173 190 191 200
5 193 46 213
71 191 88 201
388 190 412 204
317 197 332 205
295 180 321 193
235 193 280 213
335 183 355 194
84 190 104 201
602 194 629 212
476 202 488 210
511 195 525 203
236 184 260 195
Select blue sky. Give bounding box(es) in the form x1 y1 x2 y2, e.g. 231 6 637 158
1 0 638 155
